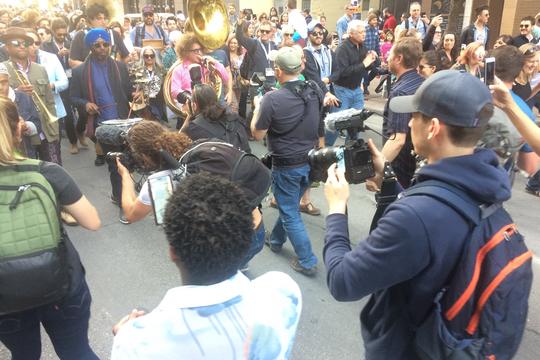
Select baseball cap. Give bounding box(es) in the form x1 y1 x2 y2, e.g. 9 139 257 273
142 4 155 14
269 47 303 73
390 70 492 128
307 20 323 33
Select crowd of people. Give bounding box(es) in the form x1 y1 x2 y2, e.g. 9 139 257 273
0 0 540 359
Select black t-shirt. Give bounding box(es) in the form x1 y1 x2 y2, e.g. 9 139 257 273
70 29 129 62
256 80 322 158
40 161 85 294
513 81 534 109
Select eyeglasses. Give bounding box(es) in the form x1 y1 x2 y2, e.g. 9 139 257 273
92 42 110 49
283 33 293 37
418 64 433 70
189 48 203 54
259 29 271 34
520 24 530 28
143 53 155 59
310 31 324 37
143 12 154 17
8 39 33 48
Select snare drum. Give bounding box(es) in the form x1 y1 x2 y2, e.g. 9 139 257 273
102 118 143 131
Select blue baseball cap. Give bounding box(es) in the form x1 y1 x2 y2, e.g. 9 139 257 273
390 70 493 128
84 28 111 48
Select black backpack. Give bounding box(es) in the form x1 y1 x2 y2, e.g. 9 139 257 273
404 180 533 360
191 113 251 153
179 140 271 208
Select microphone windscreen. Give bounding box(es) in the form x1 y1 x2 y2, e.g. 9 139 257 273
95 125 126 146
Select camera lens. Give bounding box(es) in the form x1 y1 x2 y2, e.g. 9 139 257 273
308 147 341 182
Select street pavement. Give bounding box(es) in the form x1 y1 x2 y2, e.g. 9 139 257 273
1 97 540 359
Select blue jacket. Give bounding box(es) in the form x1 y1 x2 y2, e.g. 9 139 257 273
323 149 511 359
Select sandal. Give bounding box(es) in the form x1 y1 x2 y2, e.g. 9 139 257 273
300 202 321 216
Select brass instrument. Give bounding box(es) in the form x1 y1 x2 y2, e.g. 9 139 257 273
14 70 58 124
163 0 229 115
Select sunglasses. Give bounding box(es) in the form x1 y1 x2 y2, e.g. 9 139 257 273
520 24 530 28
143 13 154 17
92 42 110 49
259 29 271 34
310 31 324 37
283 32 294 37
8 39 33 47
418 64 433 70
143 53 155 59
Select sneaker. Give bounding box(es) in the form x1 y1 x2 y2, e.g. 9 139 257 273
290 258 317 276
94 155 105 166
300 202 321 216
264 232 282 253
119 208 130 225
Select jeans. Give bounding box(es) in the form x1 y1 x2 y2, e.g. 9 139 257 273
325 85 365 146
240 220 266 268
0 279 99 360
270 164 317 269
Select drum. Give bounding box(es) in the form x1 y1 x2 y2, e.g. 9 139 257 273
102 118 143 131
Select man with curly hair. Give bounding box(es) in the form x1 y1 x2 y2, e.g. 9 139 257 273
111 174 302 359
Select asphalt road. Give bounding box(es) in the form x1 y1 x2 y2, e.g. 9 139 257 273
1 114 540 360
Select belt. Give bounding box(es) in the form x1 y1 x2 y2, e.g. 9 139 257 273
272 153 309 167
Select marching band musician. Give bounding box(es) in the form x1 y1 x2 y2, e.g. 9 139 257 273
170 32 229 103
70 28 134 224
1 27 60 165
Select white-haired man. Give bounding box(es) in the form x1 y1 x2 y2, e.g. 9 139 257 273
327 20 377 145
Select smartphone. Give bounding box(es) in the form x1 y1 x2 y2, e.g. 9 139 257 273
148 174 174 226
484 57 495 86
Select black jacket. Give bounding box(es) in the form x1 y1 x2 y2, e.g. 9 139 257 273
70 57 132 119
513 34 538 48
235 22 277 79
302 46 335 95
41 38 71 70
330 38 370 89
460 24 490 48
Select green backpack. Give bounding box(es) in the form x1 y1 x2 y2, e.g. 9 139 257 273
0 159 69 315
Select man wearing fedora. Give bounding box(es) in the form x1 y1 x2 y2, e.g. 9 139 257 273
1 27 61 165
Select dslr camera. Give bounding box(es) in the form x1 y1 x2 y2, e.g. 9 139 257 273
250 72 275 96
309 109 375 184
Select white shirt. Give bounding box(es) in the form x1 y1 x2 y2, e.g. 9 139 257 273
111 271 302 360
138 169 174 206
37 50 68 118
288 9 308 39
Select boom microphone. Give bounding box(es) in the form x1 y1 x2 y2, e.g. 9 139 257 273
324 108 373 132
95 125 127 146
188 64 203 88
159 149 180 170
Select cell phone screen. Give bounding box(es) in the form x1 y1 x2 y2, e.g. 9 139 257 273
148 174 174 226
484 57 495 86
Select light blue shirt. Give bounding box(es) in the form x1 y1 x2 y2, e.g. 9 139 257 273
336 15 351 43
37 50 67 118
111 271 302 360
402 17 427 38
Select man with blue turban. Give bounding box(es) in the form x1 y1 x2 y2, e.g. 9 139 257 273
70 28 134 223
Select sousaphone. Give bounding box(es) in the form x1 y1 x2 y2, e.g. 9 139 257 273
163 0 230 115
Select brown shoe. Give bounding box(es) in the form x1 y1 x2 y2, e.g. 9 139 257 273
300 202 321 216
69 143 79 154
60 211 78 226
78 134 89 147
291 258 317 276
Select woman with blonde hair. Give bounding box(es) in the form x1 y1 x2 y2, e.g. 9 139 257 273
452 41 484 78
134 46 166 121
0 96 101 359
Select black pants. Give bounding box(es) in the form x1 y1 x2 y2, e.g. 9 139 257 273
61 91 85 145
100 142 123 207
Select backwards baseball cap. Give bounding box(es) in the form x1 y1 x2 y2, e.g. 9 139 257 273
307 20 324 33
390 70 493 128
84 28 111 47
269 46 303 73
142 4 155 14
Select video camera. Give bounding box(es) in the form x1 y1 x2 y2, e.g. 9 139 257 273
308 109 375 184
250 72 274 96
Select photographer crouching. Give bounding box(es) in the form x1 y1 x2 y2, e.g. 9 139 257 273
251 46 327 276
114 121 192 223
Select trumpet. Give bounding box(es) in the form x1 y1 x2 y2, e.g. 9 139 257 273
14 70 58 124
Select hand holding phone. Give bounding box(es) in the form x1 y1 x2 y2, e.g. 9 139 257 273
484 57 495 86
148 174 174 226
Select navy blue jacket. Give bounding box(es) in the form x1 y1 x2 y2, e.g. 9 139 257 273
323 149 511 359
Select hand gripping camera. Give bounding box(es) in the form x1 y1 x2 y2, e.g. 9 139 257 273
308 109 375 184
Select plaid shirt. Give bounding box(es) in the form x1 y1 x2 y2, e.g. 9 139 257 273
364 25 380 55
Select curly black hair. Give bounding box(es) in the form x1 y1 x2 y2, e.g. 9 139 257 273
163 173 253 285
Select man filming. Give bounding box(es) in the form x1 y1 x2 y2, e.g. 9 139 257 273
322 70 530 358
251 46 324 276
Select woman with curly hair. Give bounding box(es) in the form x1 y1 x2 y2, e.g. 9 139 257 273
116 120 192 223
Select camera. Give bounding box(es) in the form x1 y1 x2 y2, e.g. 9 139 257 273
250 72 274 96
309 109 375 184
176 91 192 105
106 151 139 172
